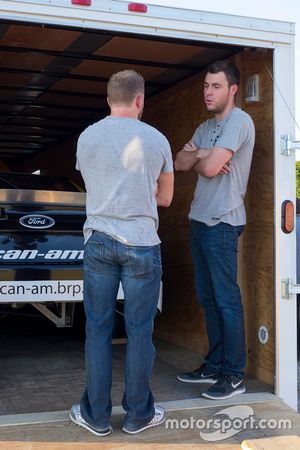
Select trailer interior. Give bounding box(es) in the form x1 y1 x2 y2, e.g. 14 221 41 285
0 19 274 415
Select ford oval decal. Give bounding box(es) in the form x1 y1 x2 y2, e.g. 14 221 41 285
19 214 55 229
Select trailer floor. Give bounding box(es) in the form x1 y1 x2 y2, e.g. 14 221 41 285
1 314 299 448
0 314 272 416
0 397 300 449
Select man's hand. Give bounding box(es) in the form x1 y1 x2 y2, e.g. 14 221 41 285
182 141 198 152
219 161 232 175
174 141 199 172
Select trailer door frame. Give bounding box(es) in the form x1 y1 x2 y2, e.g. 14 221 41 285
274 41 298 410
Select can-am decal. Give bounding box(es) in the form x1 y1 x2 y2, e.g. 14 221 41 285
0 249 83 260
19 214 55 229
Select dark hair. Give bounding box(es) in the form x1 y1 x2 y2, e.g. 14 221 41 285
107 70 145 106
207 60 240 87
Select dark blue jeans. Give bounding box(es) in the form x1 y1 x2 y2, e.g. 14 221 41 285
80 231 162 429
190 220 246 377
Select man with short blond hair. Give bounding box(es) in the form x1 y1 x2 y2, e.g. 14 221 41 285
107 70 145 107
70 70 174 436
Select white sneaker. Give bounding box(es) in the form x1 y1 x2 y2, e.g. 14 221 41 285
122 405 166 434
69 404 112 436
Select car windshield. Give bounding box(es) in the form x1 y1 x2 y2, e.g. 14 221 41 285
0 172 79 192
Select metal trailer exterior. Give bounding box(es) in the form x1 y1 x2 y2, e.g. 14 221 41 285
0 0 298 411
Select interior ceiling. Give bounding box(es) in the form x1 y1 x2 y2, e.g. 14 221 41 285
0 21 241 161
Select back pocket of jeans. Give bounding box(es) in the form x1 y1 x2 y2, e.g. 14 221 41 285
127 246 155 278
84 238 105 272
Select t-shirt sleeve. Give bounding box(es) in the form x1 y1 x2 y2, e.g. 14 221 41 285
75 135 82 171
191 124 203 148
161 137 174 173
216 116 252 153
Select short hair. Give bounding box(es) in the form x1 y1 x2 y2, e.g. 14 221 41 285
107 70 145 106
207 60 240 87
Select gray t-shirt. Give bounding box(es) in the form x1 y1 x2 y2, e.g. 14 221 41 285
189 107 255 226
76 116 173 246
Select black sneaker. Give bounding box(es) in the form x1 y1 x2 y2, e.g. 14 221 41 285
202 374 246 400
177 364 219 384
69 404 112 436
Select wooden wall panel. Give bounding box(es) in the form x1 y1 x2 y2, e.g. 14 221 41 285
155 185 208 354
240 49 274 385
143 76 209 353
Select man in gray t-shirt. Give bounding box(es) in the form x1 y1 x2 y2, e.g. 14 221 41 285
76 114 173 247
70 70 174 436
175 60 255 401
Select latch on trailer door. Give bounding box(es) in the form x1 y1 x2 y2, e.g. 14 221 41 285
281 135 300 156
281 279 300 299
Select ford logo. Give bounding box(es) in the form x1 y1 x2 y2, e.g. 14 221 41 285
19 214 55 229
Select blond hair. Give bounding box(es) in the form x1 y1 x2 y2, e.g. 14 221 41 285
107 70 145 106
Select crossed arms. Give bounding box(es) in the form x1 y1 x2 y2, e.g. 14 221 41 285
155 140 232 208
174 141 233 178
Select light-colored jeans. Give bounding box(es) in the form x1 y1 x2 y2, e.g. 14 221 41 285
80 231 162 430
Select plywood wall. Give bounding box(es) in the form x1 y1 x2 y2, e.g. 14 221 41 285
239 49 274 385
144 50 274 385
143 74 210 356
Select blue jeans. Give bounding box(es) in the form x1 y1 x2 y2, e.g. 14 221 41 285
190 220 246 377
80 231 162 429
